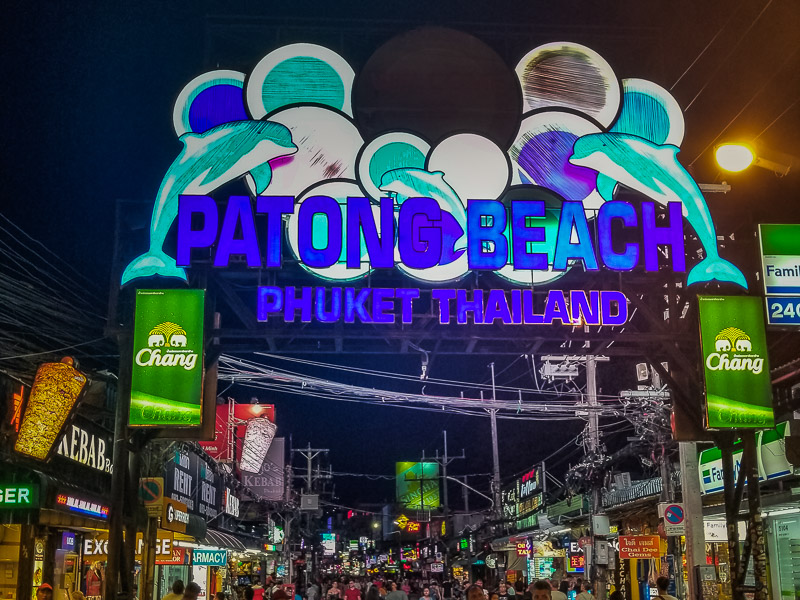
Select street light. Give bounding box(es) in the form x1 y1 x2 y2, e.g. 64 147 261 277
715 142 795 176
715 143 755 172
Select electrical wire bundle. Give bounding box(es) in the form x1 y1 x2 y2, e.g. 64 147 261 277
0 213 110 381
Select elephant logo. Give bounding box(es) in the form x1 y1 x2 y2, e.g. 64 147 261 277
714 327 751 354
715 339 731 353
148 322 188 348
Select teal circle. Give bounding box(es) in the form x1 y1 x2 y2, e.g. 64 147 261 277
262 57 345 114
611 91 670 144
368 142 426 192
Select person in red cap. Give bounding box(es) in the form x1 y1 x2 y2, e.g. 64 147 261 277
36 584 54 600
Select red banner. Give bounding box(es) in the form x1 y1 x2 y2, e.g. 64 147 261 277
156 546 186 565
618 535 662 559
199 402 275 460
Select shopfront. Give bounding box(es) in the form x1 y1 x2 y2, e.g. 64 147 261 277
766 509 800 600
698 420 799 600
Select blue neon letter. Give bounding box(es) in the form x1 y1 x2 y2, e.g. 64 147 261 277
597 201 639 271
511 200 547 270
467 200 507 270
215 196 261 267
398 197 442 269
553 201 598 271
642 201 685 272
298 196 343 268
346 197 394 269
177 195 218 267
256 196 294 268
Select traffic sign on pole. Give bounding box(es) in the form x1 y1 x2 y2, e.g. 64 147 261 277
663 503 686 536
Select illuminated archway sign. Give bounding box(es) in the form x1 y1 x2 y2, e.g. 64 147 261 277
121 39 748 329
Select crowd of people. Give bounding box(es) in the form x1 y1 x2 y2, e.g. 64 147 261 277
231 574 676 600
34 573 677 600
271 576 596 600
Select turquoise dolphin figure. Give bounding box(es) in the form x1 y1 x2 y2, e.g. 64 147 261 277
379 168 467 264
569 132 747 289
121 120 297 285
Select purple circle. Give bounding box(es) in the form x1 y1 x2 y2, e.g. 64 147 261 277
518 130 597 200
188 84 248 133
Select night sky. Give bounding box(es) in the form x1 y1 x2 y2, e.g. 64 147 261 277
4 1 800 506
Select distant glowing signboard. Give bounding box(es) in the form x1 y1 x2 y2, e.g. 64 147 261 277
14 358 88 461
698 421 793 494
0 484 38 509
130 289 205 428
121 40 748 325
698 296 773 429
322 533 336 556
199 402 275 461
758 224 800 325
56 493 109 519
396 462 440 509
618 535 662 559
567 543 585 573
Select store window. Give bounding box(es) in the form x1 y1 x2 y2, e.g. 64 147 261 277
0 526 21 600
768 513 800 600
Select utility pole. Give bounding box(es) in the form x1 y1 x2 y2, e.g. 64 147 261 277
297 444 323 493
679 441 705 600
585 356 606 600
434 431 466 523
489 363 502 522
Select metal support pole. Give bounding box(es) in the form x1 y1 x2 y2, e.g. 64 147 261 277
489 363 501 521
679 442 705 600
743 432 767 600
106 331 132 600
443 430 449 521
720 435 743 600
586 357 607 600
140 517 158 600
307 444 313 493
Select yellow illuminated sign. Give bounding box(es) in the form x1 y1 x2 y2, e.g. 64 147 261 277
14 358 87 461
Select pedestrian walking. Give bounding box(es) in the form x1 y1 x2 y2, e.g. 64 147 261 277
162 581 185 600
654 577 676 600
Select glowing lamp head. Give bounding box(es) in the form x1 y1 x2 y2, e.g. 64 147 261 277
715 143 755 172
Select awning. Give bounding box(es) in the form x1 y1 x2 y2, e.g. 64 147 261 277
200 528 247 551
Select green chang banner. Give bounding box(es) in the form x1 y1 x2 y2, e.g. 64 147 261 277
396 462 440 509
698 296 774 429
130 290 205 427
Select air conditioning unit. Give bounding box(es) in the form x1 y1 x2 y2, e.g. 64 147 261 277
300 494 319 510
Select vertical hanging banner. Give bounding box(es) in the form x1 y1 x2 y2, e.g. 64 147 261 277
14 358 88 461
130 289 206 427
698 296 774 429
241 437 285 501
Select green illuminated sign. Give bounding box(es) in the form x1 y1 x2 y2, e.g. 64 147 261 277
395 462 440 509
130 290 205 427
0 484 38 508
698 296 773 429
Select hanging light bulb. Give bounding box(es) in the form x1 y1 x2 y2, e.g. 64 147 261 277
239 416 276 472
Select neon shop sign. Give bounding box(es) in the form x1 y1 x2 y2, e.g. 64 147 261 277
121 40 747 326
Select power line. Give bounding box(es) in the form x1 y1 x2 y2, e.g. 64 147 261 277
0 337 109 362
754 95 800 141
689 46 799 167
670 0 747 91
249 352 626 401
684 0 774 112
